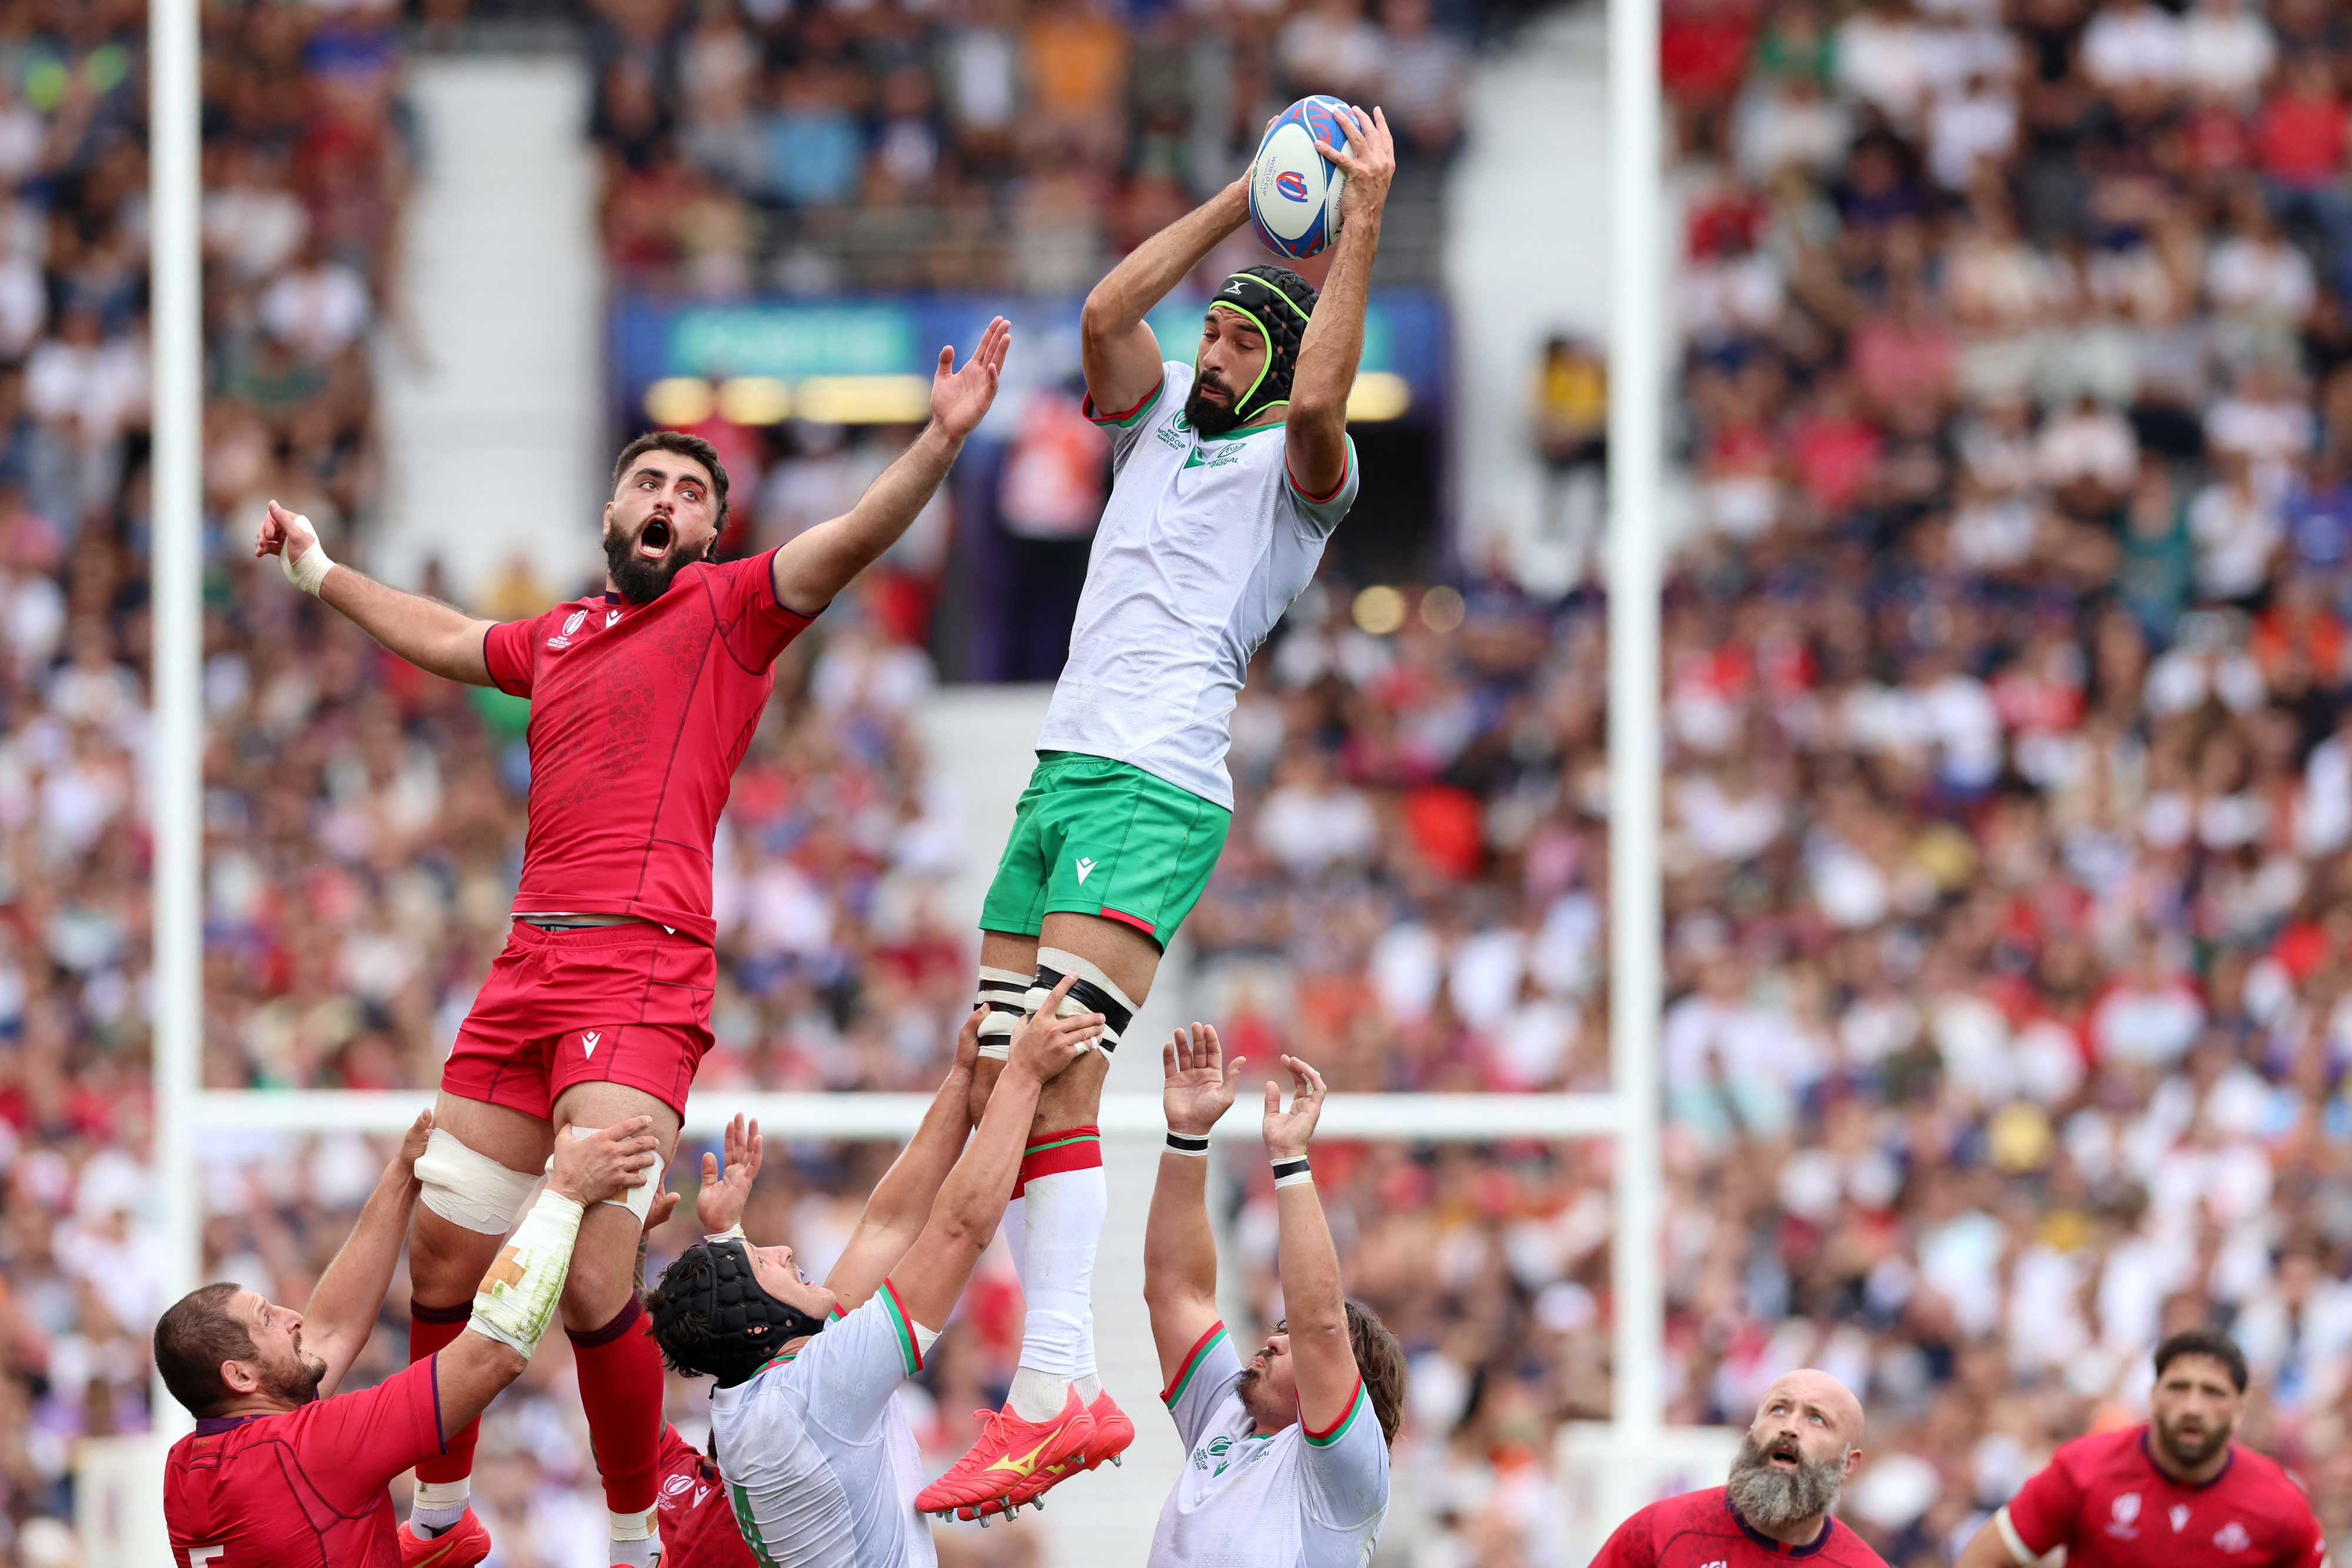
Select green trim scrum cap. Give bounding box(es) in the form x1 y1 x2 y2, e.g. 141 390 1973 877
1203 265 1319 422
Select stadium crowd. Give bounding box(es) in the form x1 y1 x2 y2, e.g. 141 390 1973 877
21 0 2352 1562
577 0 1471 292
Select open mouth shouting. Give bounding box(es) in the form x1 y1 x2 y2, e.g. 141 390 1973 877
1766 1437 1802 1469
639 516 673 559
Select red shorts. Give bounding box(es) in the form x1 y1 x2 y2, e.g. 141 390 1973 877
441 921 717 1120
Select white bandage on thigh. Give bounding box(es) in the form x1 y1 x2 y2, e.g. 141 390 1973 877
466 1189 586 1356
1025 948 1137 1054
416 1128 541 1236
549 1125 660 1221
975 965 1031 1062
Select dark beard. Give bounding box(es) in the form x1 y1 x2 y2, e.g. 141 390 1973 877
1185 382 1244 436
262 1355 326 1407
605 527 710 604
1726 1430 1846 1532
2154 1411 2233 1470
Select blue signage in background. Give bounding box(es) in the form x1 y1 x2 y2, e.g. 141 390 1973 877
609 292 1451 429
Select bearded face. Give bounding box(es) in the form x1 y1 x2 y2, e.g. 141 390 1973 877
259 1343 328 1408
2153 1398 2234 1470
1184 369 1246 436
603 510 713 603
1726 1427 1849 1532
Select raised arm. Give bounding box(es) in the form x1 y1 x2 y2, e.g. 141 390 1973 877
770 318 1010 615
1262 1055 1357 1436
887 1001 1101 1332
303 1109 436 1397
1145 1024 1243 1386
1285 107 1395 499
433 1116 661 1436
1081 181 1252 418
256 502 496 686
824 1009 990 1310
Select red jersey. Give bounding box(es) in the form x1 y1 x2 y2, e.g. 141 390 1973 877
653 1423 756 1568
483 553 816 944
1592 1486 1889 1568
2006 1425 2326 1568
165 1357 444 1568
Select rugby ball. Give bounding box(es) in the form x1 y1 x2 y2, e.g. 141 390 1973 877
1248 95 1350 260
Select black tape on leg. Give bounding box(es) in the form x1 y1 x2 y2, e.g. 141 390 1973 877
1033 964 1132 1052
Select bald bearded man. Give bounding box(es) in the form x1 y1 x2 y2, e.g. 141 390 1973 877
1590 1370 1889 1567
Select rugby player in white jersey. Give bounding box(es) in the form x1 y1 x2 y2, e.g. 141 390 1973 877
926 104 1401 1517
1142 1025 1404 1566
642 985 1100 1566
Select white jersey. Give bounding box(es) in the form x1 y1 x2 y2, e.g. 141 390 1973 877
1037 361 1361 810
1149 1322 1389 1568
709 1286 936 1568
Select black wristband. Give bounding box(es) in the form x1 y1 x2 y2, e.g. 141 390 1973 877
1166 1131 1210 1156
1271 1156 1311 1187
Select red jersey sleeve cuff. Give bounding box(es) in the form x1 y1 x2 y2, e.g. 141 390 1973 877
1287 441 1351 505
1085 375 1165 429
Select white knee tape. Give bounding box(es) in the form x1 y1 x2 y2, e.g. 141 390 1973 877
416 1128 541 1236
975 965 1030 1061
1026 948 1136 1054
549 1126 660 1221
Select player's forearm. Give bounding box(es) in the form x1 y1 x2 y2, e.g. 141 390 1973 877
1084 182 1251 334
302 1154 423 1389
856 1066 978 1240
319 568 495 686
1144 1151 1220 1306
1956 1512 2032 1568
931 1064 1045 1240
1287 210 1381 429
771 422 959 615
1272 1182 1347 1338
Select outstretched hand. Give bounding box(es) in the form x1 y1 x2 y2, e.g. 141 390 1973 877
1262 1054 1328 1161
931 316 1012 442
1322 105 1395 226
697 1112 763 1235
255 499 320 565
1163 1023 1241 1138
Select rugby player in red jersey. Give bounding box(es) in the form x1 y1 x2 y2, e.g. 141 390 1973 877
253 317 1011 1568
650 1423 754 1568
1589 1369 1888 1568
1955 1329 2328 1568
158 1108 659 1568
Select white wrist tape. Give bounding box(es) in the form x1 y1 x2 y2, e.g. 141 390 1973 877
467 1189 586 1356
547 1126 659 1221
706 1222 747 1243
277 516 336 596
416 1128 540 1236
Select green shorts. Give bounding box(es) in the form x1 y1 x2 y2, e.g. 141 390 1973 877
978 753 1232 948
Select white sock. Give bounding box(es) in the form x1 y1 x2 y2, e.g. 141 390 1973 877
1008 1162 1106 1419
410 1479 467 1535
609 1509 659 1567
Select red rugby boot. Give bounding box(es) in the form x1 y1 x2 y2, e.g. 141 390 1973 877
1077 1388 1135 1474
916 1387 1095 1520
400 1509 492 1568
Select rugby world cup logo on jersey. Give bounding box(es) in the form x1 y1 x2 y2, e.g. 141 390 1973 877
2106 1492 2141 1539
549 608 590 649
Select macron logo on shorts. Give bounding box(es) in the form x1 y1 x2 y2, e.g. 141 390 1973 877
1074 857 1096 884
582 1031 601 1060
